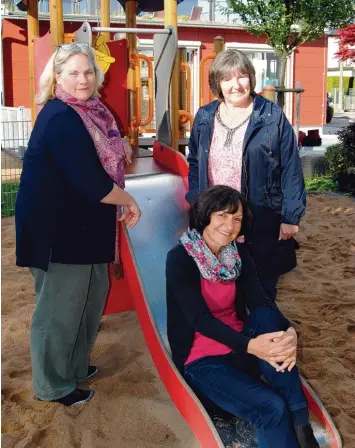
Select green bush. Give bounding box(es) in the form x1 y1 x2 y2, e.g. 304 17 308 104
304 175 336 192
1 182 19 217
325 123 355 196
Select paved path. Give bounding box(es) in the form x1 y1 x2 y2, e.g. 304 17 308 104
323 111 355 135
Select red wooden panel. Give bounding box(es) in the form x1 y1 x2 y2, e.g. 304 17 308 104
34 32 52 116
100 40 129 137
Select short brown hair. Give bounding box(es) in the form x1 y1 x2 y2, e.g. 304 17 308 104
209 49 256 101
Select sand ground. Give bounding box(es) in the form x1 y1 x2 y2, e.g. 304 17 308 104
2 194 355 448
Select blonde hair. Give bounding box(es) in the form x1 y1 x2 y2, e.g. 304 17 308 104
209 49 256 101
36 43 104 105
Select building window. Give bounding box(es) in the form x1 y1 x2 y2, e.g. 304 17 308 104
244 52 280 91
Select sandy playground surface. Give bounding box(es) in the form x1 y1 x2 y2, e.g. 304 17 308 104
2 194 355 448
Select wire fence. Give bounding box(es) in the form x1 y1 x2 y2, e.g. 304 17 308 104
1 108 32 217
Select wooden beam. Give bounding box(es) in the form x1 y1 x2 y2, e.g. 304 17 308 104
178 48 187 144
27 0 39 124
164 0 179 152
100 0 111 42
126 0 138 147
49 0 64 51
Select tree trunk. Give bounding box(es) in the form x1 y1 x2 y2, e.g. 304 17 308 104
277 55 288 109
279 54 288 87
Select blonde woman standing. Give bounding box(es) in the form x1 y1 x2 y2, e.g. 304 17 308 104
15 44 141 406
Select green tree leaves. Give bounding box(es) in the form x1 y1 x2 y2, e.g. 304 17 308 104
224 0 355 85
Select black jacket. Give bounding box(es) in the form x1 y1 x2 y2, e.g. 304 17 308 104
15 99 116 271
166 243 290 374
186 94 306 277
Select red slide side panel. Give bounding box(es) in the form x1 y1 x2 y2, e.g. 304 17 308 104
104 223 136 315
119 233 222 448
153 141 189 185
301 380 342 448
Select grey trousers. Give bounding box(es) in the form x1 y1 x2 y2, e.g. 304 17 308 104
30 263 109 401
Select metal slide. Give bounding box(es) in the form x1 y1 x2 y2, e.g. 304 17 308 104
125 170 188 348
122 152 342 448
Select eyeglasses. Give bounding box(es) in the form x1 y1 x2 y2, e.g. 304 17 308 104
54 42 91 61
53 42 92 70
57 42 90 51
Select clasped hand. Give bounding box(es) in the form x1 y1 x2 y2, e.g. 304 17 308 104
247 327 297 373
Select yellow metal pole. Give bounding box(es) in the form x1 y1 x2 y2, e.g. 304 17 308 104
126 0 138 147
100 0 111 42
178 48 187 141
49 0 64 51
27 0 39 124
164 0 179 151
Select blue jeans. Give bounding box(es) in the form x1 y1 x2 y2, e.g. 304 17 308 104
184 307 307 448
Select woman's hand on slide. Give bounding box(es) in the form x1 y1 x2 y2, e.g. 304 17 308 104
269 327 298 372
119 203 141 228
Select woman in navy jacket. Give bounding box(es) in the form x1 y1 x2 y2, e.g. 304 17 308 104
15 43 141 406
186 50 306 300
167 186 319 448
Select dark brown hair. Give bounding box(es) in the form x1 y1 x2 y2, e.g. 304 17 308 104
189 185 251 236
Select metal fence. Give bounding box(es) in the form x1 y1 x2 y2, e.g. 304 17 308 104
344 93 355 111
330 87 355 112
1 107 32 217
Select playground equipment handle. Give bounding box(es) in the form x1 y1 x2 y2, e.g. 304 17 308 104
130 52 142 129
180 62 191 114
199 53 216 107
138 54 154 127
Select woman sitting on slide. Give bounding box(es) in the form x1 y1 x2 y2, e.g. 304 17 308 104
166 185 319 448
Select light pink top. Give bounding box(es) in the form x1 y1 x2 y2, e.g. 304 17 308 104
185 279 244 365
208 114 249 192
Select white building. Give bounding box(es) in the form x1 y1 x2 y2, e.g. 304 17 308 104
197 0 239 22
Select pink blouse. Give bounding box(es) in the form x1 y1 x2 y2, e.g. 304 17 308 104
208 113 249 192
185 279 244 365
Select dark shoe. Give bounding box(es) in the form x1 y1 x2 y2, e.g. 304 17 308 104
295 424 320 448
87 365 98 379
53 388 94 406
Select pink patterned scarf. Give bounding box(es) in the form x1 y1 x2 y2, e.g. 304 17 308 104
180 229 242 282
55 85 125 272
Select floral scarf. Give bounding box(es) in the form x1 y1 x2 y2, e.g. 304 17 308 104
180 229 242 283
55 86 125 271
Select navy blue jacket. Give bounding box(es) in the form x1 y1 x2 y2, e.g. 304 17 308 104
186 94 306 277
15 98 116 271
166 243 290 374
